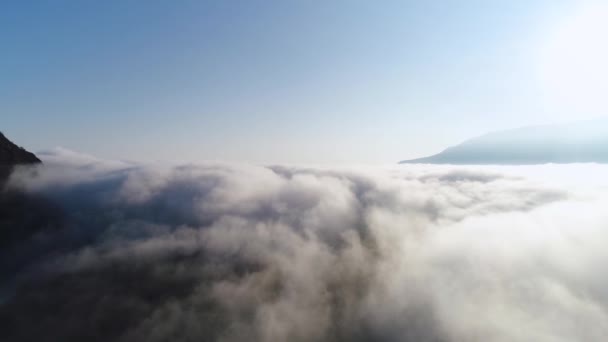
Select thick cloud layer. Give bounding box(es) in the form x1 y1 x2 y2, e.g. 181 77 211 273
2 150 608 342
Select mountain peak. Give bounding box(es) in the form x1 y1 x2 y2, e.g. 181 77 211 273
0 132 41 183
0 132 41 165
400 118 608 165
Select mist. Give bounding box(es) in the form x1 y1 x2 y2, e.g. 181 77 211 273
2 149 608 342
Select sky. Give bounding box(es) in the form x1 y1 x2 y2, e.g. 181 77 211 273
1 0 607 164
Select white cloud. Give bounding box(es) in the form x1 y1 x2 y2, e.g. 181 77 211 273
2 152 608 341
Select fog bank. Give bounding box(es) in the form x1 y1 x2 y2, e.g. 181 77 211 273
2 149 608 341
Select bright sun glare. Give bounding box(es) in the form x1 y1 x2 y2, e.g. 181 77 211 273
540 2 608 119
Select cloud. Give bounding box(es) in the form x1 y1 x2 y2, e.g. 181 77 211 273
1 150 608 341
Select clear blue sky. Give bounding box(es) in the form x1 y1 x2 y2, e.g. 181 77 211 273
2 0 604 163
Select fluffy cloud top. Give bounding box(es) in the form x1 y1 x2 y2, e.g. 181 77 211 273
1 150 608 342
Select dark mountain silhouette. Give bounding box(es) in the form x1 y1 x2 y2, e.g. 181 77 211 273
400 118 608 165
0 132 58 281
0 132 41 164
0 132 41 182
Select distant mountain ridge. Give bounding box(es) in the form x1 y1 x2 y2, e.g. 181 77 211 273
400 118 608 165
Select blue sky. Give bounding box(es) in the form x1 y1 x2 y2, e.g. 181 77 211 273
1 1 604 163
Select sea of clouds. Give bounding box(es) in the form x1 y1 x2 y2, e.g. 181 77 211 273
2 148 608 342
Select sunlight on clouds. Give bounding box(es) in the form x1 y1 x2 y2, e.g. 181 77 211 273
3 151 608 341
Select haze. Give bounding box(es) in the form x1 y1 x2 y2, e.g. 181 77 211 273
4 2 608 341
3 1 607 163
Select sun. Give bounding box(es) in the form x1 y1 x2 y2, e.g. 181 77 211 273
539 2 608 119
